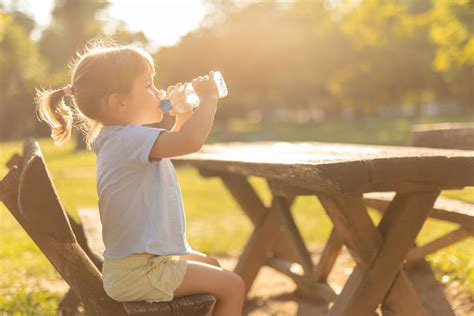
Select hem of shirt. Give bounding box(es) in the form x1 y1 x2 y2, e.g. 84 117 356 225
103 247 192 261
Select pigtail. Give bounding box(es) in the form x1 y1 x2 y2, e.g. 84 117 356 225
35 88 73 146
74 112 103 151
34 40 156 151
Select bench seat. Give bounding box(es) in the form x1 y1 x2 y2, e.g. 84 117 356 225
364 192 474 231
0 139 215 315
363 192 473 264
78 207 217 315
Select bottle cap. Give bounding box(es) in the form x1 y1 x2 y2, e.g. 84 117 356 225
160 99 171 112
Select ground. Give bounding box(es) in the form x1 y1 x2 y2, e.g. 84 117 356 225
213 248 473 316
41 247 473 315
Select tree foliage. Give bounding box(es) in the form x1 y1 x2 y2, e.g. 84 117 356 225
0 8 45 139
0 0 472 141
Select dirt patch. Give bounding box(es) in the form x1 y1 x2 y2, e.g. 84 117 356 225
215 247 473 316
41 247 472 315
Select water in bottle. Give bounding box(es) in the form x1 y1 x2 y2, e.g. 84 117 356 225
160 71 228 113
213 71 228 98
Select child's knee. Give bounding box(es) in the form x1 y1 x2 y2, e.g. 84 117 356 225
229 273 246 297
209 256 221 267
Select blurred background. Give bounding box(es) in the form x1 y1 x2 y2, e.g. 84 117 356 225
0 0 472 145
0 0 473 314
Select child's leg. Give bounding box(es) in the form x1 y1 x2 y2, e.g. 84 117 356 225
174 261 245 316
180 249 221 267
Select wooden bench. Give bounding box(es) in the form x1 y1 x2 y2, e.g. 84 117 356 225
410 122 474 150
364 123 474 265
0 138 215 316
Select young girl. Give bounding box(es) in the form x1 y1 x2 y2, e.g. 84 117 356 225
35 41 245 316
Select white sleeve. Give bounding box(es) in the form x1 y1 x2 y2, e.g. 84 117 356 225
121 125 163 164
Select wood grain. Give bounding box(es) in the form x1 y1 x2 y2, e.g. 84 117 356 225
173 142 474 194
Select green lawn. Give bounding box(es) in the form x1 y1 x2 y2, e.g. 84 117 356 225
1 115 473 315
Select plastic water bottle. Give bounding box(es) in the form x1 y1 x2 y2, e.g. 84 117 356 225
160 71 228 113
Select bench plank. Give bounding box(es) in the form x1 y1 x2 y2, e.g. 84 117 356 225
406 228 469 263
411 123 474 150
1 139 215 316
123 294 216 316
364 192 474 229
77 208 215 315
12 139 127 315
6 153 22 170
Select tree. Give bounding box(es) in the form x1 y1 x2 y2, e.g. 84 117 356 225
429 0 473 109
0 8 45 140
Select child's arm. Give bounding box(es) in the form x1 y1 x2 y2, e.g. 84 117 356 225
170 109 193 132
149 72 219 158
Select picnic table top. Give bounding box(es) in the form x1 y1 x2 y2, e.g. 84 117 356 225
172 141 474 194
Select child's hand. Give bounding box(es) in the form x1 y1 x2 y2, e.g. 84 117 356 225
166 83 178 96
167 82 188 102
169 107 193 119
165 83 193 120
191 71 218 101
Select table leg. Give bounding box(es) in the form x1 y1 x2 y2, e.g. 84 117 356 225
311 228 343 283
220 173 308 266
197 170 344 301
400 260 455 316
233 196 282 293
271 194 314 274
318 191 439 315
217 173 338 300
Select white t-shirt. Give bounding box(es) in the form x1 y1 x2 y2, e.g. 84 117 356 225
94 124 192 260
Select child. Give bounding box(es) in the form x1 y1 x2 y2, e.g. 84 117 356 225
35 41 245 316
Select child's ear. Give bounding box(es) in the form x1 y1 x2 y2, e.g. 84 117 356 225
106 93 127 113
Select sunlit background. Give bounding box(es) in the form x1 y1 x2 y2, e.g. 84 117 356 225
0 1 473 314
0 0 472 144
6 0 208 48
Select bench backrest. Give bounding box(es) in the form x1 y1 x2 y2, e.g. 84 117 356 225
410 123 474 150
0 138 126 315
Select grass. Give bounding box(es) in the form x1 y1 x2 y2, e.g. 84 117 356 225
209 113 473 145
1 114 473 314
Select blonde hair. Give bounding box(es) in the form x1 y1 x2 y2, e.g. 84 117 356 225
35 38 156 150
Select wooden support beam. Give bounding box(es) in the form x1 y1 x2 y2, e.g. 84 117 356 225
267 257 337 302
219 173 308 267
401 260 456 316
234 202 281 293
364 192 474 231
270 194 313 274
406 228 469 264
6 153 23 170
0 167 20 203
267 180 316 197
319 192 436 316
311 228 343 282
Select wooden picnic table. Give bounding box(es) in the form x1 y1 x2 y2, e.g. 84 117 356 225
172 141 474 316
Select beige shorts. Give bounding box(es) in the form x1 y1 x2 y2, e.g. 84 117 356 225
102 253 188 303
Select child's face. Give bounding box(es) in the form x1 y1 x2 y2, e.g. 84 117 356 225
122 71 164 124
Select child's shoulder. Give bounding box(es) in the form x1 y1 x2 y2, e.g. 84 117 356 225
97 125 167 164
